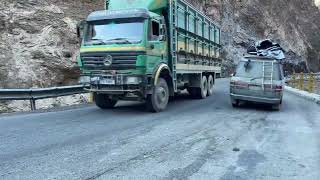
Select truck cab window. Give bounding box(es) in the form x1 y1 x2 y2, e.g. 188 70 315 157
150 21 160 41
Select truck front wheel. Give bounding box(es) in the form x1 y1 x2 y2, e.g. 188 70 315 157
146 78 169 112
94 93 117 109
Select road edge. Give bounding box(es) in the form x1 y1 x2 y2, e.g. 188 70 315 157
0 103 94 118
285 86 320 105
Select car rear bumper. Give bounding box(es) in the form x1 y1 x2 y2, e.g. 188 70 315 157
230 93 281 104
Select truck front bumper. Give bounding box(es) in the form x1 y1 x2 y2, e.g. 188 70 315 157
80 74 151 95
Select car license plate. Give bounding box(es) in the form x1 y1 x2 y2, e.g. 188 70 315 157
100 78 115 85
250 86 261 91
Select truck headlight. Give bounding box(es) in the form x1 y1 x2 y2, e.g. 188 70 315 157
125 77 141 85
79 76 90 84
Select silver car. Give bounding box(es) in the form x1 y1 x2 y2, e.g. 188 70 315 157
230 55 284 110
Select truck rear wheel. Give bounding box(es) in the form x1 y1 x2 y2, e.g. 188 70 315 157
188 75 208 99
94 93 117 109
146 78 169 112
207 75 214 96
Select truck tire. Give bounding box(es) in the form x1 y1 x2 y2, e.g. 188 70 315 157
94 93 117 109
146 78 169 112
189 76 208 99
207 75 214 96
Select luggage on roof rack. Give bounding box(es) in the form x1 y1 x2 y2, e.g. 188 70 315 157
247 39 285 60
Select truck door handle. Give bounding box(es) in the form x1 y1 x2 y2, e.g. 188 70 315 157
149 44 155 49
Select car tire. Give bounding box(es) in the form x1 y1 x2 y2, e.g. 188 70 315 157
146 78 169 112
94 93 117 109
231 99 239 108
272 104 281 111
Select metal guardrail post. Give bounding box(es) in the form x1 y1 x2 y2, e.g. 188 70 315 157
298 72 304 90
308 73 315 93
89 93 94 103
30 98 36 111
292 72 296 88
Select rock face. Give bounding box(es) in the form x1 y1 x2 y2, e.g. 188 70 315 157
0 0 104 88
186 0 320 74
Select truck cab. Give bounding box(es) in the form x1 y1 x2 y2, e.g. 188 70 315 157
78 9 169 109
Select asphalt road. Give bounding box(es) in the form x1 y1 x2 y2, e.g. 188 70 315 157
0 79 319 180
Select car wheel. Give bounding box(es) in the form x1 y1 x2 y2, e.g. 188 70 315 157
272 104 281 111
231 99 239 108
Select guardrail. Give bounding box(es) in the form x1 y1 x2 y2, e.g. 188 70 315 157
286 73 320 94
0 85 87 111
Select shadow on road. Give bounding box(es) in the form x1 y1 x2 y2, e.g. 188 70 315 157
99 92 201 114
235 101 277 112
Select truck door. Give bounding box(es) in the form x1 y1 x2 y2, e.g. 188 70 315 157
147 18 167 68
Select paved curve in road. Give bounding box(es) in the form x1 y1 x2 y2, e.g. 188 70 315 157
0 79 319 180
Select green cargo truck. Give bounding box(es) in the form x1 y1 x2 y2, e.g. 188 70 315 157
77 0 222 112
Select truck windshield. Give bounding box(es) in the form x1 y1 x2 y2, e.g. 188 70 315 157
84 19 144 46
235 61 281 80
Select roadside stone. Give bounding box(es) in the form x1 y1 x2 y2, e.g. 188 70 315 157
233 147 240 152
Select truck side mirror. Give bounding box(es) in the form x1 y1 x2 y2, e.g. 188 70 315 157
159 35 165 41
159 24 166 41
160 24 165 35
76 20 87 40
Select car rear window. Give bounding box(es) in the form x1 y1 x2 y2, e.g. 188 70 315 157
235 61 282 80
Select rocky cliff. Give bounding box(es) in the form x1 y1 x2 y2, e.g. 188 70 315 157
0 0 319 112
0 0 105 88
188 0 320 75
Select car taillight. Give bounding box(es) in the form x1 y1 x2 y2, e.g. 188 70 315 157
231 81 248 88
275 85 283 92
263 84 283 92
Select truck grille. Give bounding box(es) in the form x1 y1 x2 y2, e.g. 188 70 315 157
80 52 145 70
